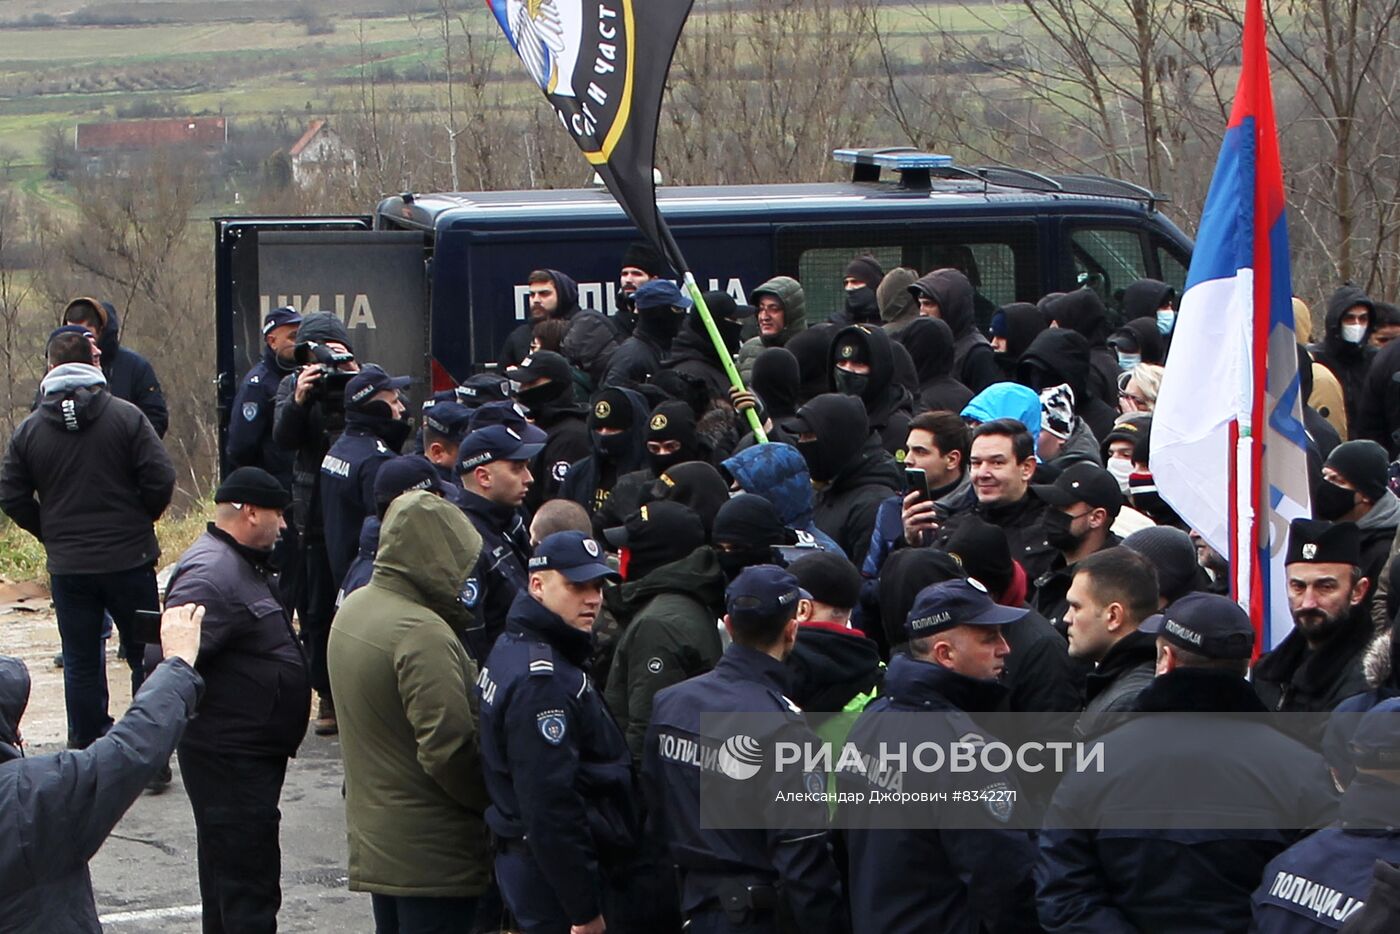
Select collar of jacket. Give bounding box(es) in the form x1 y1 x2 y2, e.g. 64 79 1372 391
205 523 278 576
1341 773 1400 831
1254 608 1374 693
716 643 792 695
882 652 1008 712
977 489 1042 527
1132 667 1267 714
1087 629 1157 688
460 488 522 531
505 589 594 668
263 343 294 374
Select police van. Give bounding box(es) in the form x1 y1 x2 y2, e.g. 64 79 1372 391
214 148 1193 437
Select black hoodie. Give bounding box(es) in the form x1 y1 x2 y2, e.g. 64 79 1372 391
785 324 837 404
1120 278 1175 323
793 393 904 567
750 347 801 423
1 369 175 575
60 298 169 438
828 324 916 459
559 386 650 536
664 311 740 402
894 317 974 414
0 655 29 763
908 269 1001 394
1312 284 1377 432
786 622 883 712
1017 328 1118 442
1045 289 1119 408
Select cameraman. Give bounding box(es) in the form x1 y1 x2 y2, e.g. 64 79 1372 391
273 311 359 736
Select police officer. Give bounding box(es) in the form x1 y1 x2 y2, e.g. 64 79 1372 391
227 305 301 486
842 579 1038 934
420 399 472 507
1250 697 1400 933
506 351 591 514
457 402 546 662
477 531 635 934
644 565 848 934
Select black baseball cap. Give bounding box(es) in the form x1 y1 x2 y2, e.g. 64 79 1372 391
703 290 756 320
602 500 705 552
261 305 303 336
1139 591 1254 660
506 351 573 387
1033 462 1125 514
455 373 512 408
373 455 443 508
1285 518 1362 566
528 531 619 584
905 579 1027 639
345 364 411 408
726 565 804 629
421 401 473 444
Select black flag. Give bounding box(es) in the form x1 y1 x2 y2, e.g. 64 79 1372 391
487 0 693 269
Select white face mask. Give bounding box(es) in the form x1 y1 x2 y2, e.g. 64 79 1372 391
1342 322 1368 344
1107 456 1134 493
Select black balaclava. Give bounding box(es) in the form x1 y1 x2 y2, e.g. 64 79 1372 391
751 347 802 422
512 351 575 414
711 493 796 580
645 400 699 476
589 387 637 462
790 393 869 484
829 324 896 411
651 461 731 538
843 254 884 326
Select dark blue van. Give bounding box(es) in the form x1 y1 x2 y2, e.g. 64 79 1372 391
214 150 1192 446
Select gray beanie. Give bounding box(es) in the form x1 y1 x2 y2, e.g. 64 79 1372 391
294 310 353 352
1123 526 1204 604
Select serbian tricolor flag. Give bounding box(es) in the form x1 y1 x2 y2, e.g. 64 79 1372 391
1152 0 1309 652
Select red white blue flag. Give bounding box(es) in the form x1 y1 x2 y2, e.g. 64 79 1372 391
1152 0 1309 652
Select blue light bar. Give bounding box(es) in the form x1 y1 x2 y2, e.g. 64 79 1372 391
872 152 954 170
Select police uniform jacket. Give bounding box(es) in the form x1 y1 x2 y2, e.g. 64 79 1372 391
1250 775 1400 933
458 490 532 662
643 643 847 933
1036 668 1340 934
319 415 400 586
226 344 295 488
477 590 637 927
842 654 1039 934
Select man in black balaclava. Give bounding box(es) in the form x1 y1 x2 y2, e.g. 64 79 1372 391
989 302 1048 381
828 255 885 328
784 393 903 567
730 347 802 453
829 324 916 462
648 460 732 539
602 280 690 388
559 387 649 536
711 493 798 581
591 399 703 537
894 316 974 414
616 240 670 337
507 351 591 512
665 290 755 403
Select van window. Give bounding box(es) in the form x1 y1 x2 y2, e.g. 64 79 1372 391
1070 226 1148 315
1155 238 1189 297
778 224 1039 323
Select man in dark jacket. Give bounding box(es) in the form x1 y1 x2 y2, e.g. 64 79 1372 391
0 606 203 934
62 296 168 437
1044 288 1120 410
420 399 472 507
736 275 808 385
560 386 649 534
894 316 974 413
786 393 904 567
1316 441 1400 620
508 351 592 513
843 579 1039 934
479 532 636 934
785 552 882 713
1036 593 1339 933
1063 547 1160 738
601 502 722 759
0 328 175 749
615 241 670 335
603 279 691 387
827 254 885 328
1018 327 1118 441
226 304 301 486
666 290 754 403
1031 463 1125 625
829 323 917 460
161 468 310 934
1255 520 1375 726
908 268 1001 394
1312 284 1376 434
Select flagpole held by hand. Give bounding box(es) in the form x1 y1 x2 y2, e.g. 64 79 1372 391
681 273 768 445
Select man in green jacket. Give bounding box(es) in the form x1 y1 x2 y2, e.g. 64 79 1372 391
601 501 726 761
736 275 808 385
328 490 491 930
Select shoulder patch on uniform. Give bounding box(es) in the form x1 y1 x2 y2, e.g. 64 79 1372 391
983 780 1015 823
551 461 570 481
249 374 261 384
537 709 567 744
242 402 259 422
528 642 554 677
460 578 481 609
646 656 664 674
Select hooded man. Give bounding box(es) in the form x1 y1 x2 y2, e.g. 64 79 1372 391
730 346 802 451
736 275 808 384
895 316 974 413
908 268 1001 394
505 269 622 385
508 351 592 513
710 493 799 580
1044 288 1119 409
1120 278 1177 344
227 304 301 486
603 279 691 387
878 266 922 334
829 323 917 460
723 441 847 557
0 327 175 750
61 297 168 437
601 501 725 758
666 290 755 403
828 255 886 328
328 491 492 928
1311 284 1376 432
786 393 904 567
319 365 412 590
1018 327 1118 441
559 386 650 533
989 302 1050 381
1108 318 1166 370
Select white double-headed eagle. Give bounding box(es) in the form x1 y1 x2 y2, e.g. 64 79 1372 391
511 0 568 95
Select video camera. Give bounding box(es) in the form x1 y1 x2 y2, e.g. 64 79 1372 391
293 340 356 412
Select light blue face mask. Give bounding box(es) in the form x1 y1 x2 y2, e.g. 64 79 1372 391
1117 352 1142 373
1156 309 1177 334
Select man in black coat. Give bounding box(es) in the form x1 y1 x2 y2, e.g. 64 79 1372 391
508 351 592 513
602 279 690 388
0 605 205 934
1311 283 1376 433
0 328 175 750
62 296 168 437
1031 463 1125 626
908 268 1001 394
226 304 301 486
828 324 917 461
159 468 310 934
665 290 754 403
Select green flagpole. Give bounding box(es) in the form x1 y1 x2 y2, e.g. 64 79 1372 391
679 273 767 444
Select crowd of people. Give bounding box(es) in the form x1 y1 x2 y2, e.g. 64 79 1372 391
2 246 1400 933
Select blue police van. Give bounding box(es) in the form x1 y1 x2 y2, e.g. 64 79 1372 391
214 148 1193 442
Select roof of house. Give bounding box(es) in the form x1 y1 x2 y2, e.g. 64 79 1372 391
289 119 329 159
76 117 227 152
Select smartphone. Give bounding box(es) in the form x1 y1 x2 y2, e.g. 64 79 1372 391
904 467 931 503
133 608 162 645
